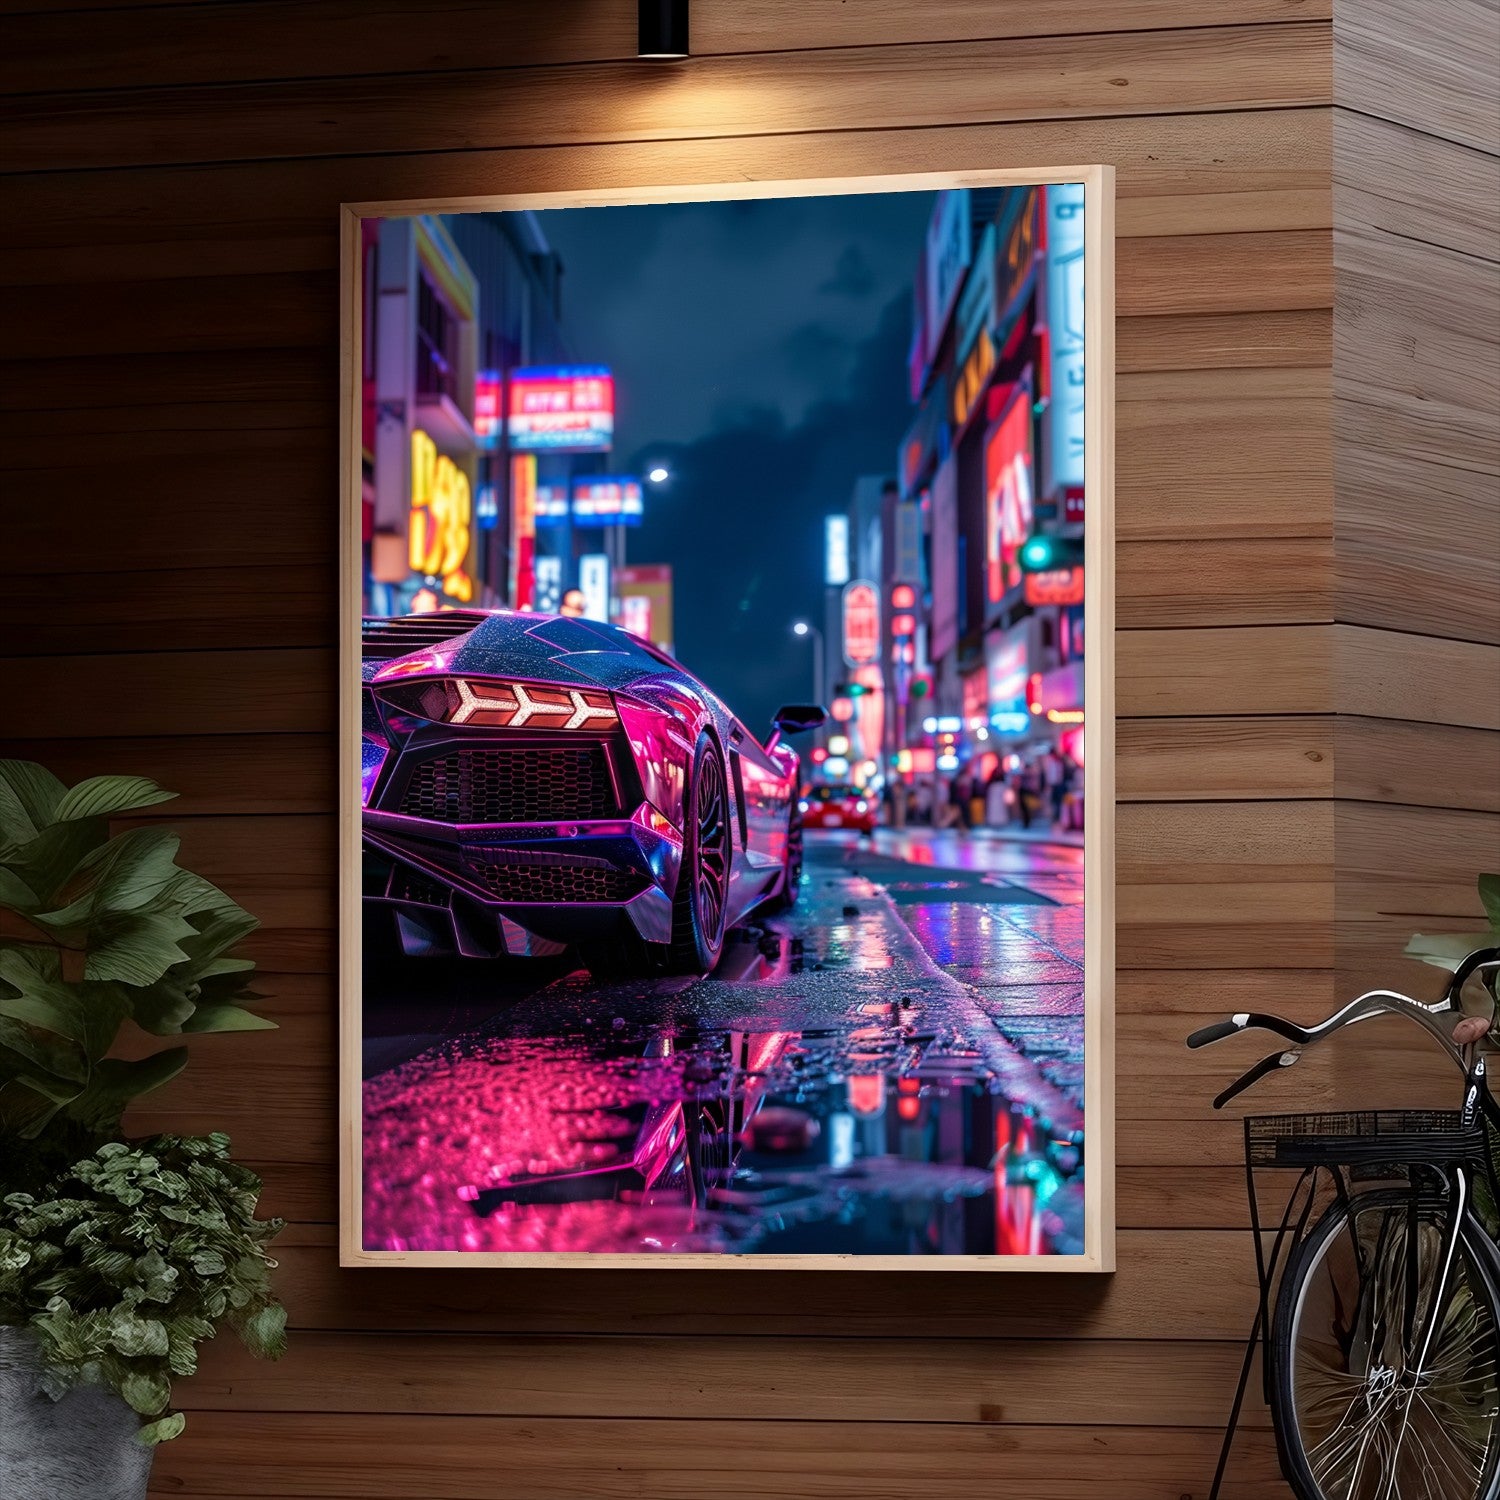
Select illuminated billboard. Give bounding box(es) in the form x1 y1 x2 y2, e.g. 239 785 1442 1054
824 514 850 587
984 384 1035 606
842 581 880 668
1044 184 1086 493
407 429 473 603
507 366 614 453
474 370 502 447
616 564 674 654
572 476 644 525
532 483 570 528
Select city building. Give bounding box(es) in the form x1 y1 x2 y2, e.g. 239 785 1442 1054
359 212 578 615
889 184 1089 828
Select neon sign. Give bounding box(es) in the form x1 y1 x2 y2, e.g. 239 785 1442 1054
533 484 570 528
842 581 880 667
572 476 643 524
1044 184 1086 492
984 389 1035 605
1024 567 1085 607
408 430 472 602
825 514 850 587
507 366 614 453
952 326 996 430
474 370 502 446
509 453 536 609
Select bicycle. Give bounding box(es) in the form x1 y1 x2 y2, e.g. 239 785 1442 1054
1189 945 1500 1500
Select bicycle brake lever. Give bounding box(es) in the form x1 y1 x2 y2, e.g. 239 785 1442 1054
1213 1049 1299 1110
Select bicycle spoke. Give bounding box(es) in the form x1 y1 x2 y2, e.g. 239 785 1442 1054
1289 1196 1500 1499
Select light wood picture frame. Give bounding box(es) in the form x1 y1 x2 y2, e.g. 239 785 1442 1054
339 165 1115 1271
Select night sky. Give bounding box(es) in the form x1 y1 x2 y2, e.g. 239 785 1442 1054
527 191 936 737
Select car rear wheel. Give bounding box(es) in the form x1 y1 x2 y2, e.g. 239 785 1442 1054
666 734 731 975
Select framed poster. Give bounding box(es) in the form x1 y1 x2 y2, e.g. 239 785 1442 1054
341 168 1114 1269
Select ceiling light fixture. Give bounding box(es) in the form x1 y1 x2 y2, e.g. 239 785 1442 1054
639 0 689 58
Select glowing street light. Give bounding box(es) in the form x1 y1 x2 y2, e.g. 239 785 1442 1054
791 620 825 708
647 466 670 484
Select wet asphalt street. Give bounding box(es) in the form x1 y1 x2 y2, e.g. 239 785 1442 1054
362 827 1086 1257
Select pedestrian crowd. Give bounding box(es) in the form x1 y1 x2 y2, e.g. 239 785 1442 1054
883 747 1080 836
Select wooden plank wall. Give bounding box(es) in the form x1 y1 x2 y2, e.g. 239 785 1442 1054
1330 0 1500 1034
1 1 1436 1494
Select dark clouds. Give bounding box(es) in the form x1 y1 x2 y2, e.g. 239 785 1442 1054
522 191 934 732
819 244 877 298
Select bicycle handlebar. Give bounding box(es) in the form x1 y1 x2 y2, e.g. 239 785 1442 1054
1190 947 1499 1110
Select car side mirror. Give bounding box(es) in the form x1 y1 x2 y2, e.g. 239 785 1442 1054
772 703 826 735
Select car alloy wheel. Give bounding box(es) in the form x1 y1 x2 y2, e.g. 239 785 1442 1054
667 734 731 974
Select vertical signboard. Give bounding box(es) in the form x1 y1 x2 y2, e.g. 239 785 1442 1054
473 370 502 447
1044 184 1086 494
841 581 881 668
533 555 563 614
953 221 996 368
509 452 536 609
923 190 972 363
616 564 674 654
825 514 851 587
893 500 922 585
578 553 610 623
928 454 960 663
984 385 1035 608
408 429 473 603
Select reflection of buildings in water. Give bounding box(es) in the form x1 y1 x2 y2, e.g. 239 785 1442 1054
450 1002 1079 1258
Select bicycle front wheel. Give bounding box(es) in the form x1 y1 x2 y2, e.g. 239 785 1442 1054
1272 1186 1500 1500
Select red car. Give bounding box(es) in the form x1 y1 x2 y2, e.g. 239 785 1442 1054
799 784 877 834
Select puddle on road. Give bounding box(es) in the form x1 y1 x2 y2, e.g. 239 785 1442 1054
362 859 1085 1258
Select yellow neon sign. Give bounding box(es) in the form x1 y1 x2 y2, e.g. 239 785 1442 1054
952 327 995 429
408 429 473 601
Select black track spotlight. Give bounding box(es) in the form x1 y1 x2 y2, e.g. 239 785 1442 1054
638 0 689 58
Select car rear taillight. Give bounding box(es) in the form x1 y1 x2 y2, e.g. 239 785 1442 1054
375 677 618 731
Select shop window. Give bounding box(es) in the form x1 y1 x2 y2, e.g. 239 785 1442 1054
416 272 459 402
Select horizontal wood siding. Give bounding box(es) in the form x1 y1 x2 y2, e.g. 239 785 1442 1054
0 2 1399 1494
1332 0 1500 998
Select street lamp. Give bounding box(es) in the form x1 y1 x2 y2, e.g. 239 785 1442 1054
792 620 825 710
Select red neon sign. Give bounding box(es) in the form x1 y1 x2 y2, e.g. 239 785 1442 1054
985 390 1035 605
842 581 880 667
507 366 614 453
1024 567 1085 607
474 370 502 445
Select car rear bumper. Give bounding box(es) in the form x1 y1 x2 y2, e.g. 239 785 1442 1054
362 809 681 956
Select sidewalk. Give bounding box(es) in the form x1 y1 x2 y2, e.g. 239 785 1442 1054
966 824 1085 850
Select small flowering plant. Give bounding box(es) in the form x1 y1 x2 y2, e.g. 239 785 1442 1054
0 1133 286 1445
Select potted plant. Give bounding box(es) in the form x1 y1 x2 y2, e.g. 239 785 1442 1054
1406 872 1500 1235
0 760 286 1499
1405 872 1500 1044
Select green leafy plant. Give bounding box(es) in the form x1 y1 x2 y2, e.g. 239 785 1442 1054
0 1134 286 1444
1407 874 1500 1235
0 760 284 1444
0 759 273 1175
1405 873 1500 1040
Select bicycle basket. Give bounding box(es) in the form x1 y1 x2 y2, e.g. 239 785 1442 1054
1245 1110 1486 1171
